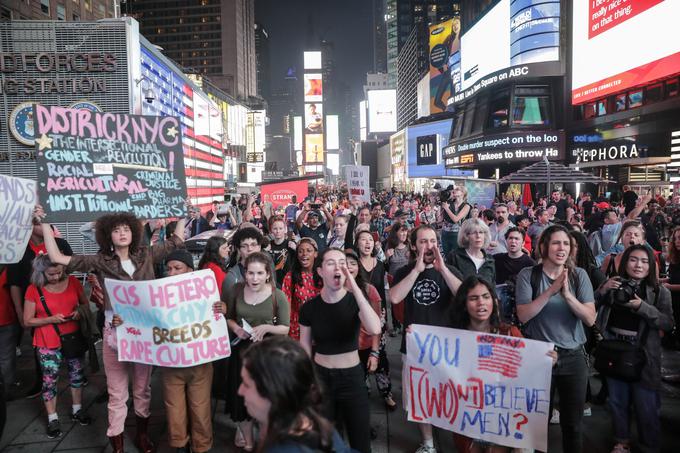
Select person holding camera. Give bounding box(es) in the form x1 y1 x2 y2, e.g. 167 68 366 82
296 202 334 253
594 244 673 453
438 185 471 258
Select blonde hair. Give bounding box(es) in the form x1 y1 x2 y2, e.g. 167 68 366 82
458 218 491 249
454 185 468 201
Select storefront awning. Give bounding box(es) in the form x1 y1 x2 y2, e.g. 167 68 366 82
499 157 613 188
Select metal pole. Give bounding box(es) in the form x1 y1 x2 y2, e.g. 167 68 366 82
545 155 551 197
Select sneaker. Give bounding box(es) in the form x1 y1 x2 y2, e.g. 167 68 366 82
15 346 21 357
583 405 592 416
71 410 92 426
610 443 631 453
415 444 437 453
549 409 560 424
46 419 61 438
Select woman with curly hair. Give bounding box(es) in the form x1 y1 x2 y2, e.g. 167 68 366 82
38 208 187 453
198 236 230 296
282 238 320 341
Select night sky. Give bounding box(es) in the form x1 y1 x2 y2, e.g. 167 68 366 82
255 0 374 105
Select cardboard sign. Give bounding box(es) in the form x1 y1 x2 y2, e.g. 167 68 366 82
261 179 309 210
404 325 553 451
345 165 370 204
34 105 188 222
0 174 37 263
105 270 230 367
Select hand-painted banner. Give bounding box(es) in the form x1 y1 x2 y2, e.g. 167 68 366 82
0 174 37 264
105 269 230 367
404 325 553 451
34 105 188 222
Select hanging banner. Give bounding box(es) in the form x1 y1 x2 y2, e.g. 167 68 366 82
345 165 370 204
0 174 37 264
404 325 553 451
466 180 496 210
105 269 230 367
261 179 309 210
34 105 188 222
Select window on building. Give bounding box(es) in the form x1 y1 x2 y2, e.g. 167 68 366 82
57 4 65 20
512 86 550 126
645 83 663 104
98 3 105 15
667 78 679 98
41 0 50 15
471 93 488 133
1 7 12 19
583 103 597 119
614 94 627 112
628 90 643 108
487 89 510 128
85 0 92 12
597 99 608 116
452 109 465 138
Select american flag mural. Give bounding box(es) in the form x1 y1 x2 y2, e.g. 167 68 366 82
476 335 525 378
140 47 225 209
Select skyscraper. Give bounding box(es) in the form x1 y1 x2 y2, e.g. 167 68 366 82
128 0 258 102
372 0 388 73
2 0 114 20
396 0 460 50
255 22 271 101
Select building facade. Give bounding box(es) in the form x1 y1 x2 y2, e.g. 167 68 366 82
2 0 115 21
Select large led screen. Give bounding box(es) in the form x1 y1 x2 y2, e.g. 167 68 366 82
429 18 461 113
304 51 322 70
572 0 680 104
367 89 397 133
304 103 323 134
293 116 303 151
304 73 323 102
455 0 561 101
326 115 339 150
305 134 324 164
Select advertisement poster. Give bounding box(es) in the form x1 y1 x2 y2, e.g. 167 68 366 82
34 105 187 222
305 103 323 134
261 179 309 209
429 18 460 113
572 0 678 103
0 174 37 264
367 90 397 133
304 134 325 164
466 180 496 210
304 73 323 102
404 325 553 451
345 165 370 204
106 270 230 367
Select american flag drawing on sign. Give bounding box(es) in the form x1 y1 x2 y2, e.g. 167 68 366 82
477 335 524 378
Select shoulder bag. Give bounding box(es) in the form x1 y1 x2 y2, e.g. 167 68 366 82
37 287 88 359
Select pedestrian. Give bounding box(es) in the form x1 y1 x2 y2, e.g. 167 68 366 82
487 203 514 255
596 245 673 453
23 255 91 438
281 238 320 341
238 336 352 452
198 236 230 295
223 227 267 293
515 225 596 453
299 248 381 453
446 218 496 285
267 216 295 287
296 202 334 252
439 186 471 257
224 252 290 452
38 209 187 453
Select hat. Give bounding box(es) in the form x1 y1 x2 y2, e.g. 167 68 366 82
596 202 611 210
165 249 195 270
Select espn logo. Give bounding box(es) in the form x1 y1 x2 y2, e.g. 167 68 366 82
461 154 475 164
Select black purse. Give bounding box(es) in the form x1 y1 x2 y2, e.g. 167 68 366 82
37 288 88 359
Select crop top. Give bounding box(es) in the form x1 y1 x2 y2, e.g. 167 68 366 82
298 292 360 355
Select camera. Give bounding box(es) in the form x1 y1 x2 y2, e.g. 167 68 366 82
439 190 451 204
310 203 321 209
612 279 640 305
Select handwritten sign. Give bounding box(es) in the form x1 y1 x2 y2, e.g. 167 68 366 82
0 174 37 264
105 270 230 367
345 165 370 204
404 325 553 451
34 105 187 222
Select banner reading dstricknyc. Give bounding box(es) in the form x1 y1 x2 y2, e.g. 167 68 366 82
0 174 37 264
404 325 553 451
34 105 188 222
105 270 230 367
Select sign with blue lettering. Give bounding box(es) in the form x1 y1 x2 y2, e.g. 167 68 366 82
34 105 188 222
404 325 553 451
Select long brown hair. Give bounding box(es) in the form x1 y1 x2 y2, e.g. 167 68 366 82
668 226 680 265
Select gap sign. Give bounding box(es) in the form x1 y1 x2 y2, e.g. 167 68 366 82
416 134 438 166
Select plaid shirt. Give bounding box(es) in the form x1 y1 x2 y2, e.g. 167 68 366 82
371 216 392 238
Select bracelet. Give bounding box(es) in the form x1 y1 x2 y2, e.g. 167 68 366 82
370 350 380 358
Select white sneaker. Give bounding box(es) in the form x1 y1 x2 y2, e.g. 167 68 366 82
15 347 21 357
549 409 560 424
583 406 592 416
415 444 437 453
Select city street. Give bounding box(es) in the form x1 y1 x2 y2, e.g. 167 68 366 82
3 333 680 453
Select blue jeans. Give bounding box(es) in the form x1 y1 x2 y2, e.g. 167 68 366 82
607 377 661 452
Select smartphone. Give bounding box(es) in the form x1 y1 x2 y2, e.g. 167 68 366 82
311 203 321 209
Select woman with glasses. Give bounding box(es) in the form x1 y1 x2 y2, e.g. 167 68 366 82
446 218 496 285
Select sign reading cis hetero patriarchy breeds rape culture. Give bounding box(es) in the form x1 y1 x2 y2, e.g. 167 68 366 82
404 325 553 451
33 105 188 222
0 174 37 264
105 270 231 367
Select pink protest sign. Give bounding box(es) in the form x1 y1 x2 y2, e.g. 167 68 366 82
404 325 553 451
105 269 230 367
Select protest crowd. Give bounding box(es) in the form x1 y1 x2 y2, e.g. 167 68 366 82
2 182 680 453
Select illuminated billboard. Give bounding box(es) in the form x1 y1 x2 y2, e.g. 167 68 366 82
429 18 460 113
359 100 367 141
304 51 322 70
304 103 323 134
304 73 323 102
454 0 561 103
572 0 680 104
327 153 340 175
326 115 339 149
367 89 397 133
305 134 324 164
293 116 303 151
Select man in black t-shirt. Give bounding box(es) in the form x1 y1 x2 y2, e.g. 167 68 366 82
622 185 638 216
493 227 536 284
390 225 462 453
551 190 569 221
296 203 334 252
267 217 295 287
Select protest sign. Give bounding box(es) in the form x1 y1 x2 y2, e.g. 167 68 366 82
34 105 188 222
261 179 309 209
0 174 37 263
105 269 230 367
345 165 370 204
404 325 553 451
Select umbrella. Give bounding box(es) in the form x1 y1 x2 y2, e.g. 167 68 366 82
521 183 532 208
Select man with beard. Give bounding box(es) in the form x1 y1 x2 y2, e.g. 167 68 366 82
389 225 462 453
488 204 514 255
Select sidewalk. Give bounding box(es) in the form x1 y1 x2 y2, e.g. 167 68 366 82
2 333 680 452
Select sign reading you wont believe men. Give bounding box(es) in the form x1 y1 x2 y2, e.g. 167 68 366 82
34 105 187 222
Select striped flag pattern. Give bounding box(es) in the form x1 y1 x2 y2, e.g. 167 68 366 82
477 336 524 378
